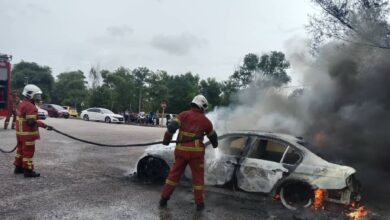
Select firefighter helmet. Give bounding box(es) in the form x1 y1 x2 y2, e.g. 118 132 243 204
22 84 42 100
191 95 208 111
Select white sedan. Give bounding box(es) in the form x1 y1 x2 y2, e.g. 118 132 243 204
136 131 361 210
80 107 124 123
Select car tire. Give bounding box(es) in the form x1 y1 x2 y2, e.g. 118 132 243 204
137 156 169 183
105 117 111 123
280 182 313 210
83 115 89 121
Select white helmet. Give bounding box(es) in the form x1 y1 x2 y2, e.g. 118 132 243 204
22 84 42 100
191 95 208 111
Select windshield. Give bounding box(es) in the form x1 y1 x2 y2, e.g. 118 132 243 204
52 104 65 110
101 109 114 114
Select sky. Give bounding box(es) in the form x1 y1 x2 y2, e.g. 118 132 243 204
0 0 317 81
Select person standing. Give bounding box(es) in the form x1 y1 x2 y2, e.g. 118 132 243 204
14 84 53 178
159 95 218 211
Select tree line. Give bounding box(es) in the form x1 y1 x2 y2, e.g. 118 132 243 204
10 51 291 114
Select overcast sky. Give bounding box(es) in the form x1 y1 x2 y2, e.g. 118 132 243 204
0 0 316 81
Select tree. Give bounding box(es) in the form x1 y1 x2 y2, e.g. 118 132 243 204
132 67 152 112
52 70 88 110
308 0 390 50
228 51 291 91
166 72 200 113
11 61 55 102
257 51 291 87
199 78 222 110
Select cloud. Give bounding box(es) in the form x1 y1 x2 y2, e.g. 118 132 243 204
106 25 134 37
151 32 207 55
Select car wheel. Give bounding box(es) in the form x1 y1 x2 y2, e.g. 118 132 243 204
137 156 169 183
83 115 89 121
105 117 111 123
280 182 313 210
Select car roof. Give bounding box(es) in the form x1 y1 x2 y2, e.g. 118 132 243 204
223 130 308 151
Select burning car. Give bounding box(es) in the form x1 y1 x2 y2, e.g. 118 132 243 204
136 131 361 210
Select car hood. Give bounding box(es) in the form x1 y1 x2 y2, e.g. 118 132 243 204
291 150 356 189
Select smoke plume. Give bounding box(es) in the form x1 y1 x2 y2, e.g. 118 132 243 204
208 38 390 200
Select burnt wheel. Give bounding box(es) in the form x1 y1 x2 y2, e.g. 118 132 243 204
137 156 169 183
280 182 314 210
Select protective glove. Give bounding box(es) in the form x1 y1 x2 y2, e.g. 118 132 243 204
162 131 173 146
46 125 54 131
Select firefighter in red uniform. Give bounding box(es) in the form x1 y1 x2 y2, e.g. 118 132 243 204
159 95 218 211
14 84 53 178
4 90 20 129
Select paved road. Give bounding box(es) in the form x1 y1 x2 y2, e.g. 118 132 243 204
0 118 373 219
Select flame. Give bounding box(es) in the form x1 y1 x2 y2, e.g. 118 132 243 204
313 189 327 210
273 193 280 201
345 202 368 220
314 131 327 148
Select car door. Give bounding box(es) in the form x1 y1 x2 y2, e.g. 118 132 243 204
202 135 251 186
87 108 97 120
236 137 289 193
95 109 104 121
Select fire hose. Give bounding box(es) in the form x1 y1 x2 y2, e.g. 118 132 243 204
0 127 204 154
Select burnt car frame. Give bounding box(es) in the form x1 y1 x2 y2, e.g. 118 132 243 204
136 131 361 210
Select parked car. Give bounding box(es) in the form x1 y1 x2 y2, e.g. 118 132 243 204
37 106 48 120
136 131 361 210
80 107 124 123
62 106 78 117
40 104 69 118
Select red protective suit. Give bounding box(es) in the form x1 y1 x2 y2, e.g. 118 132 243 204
14 98 46 171
161 107 216 205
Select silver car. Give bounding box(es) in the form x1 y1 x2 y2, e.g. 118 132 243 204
136 131 361 210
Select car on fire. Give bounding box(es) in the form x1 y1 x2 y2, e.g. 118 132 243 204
80 107 124 123
40 104 69 118
136 131 361 210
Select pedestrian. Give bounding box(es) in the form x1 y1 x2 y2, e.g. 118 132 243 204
4 90 19 129
14 84 53 178
159 95 218 211
155 110 160 126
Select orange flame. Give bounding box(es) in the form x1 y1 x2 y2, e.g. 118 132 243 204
313 189 327 210
345 202 368 220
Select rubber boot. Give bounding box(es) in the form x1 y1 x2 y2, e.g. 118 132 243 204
196 203 205 211
11 122 15 129
14 166 24 174
159 197 168 208
24 169 40 178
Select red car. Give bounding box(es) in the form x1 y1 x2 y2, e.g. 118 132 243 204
40 104 69 118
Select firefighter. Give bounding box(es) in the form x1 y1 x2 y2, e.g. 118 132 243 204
4 90 20 129
159 95 218 211
14 84 53 178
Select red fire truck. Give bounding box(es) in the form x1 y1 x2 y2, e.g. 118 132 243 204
0 54 12 118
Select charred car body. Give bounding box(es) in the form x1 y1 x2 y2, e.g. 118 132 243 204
137 131 361 210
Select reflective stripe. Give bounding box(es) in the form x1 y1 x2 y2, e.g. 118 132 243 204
25 141 35 146
193 185 204 190
174 118 181 126
16 116 26 121
179 131 197 137
16 153 22 158
22 158 33 162
26 115 37 119
16 131 39 136
176 145 204 152
165 179 178 186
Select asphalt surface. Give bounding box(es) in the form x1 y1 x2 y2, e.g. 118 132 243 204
0 118 378 220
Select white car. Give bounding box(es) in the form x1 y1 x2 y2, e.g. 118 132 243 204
37 106 48 120
136 131 361 210
80 107 124 123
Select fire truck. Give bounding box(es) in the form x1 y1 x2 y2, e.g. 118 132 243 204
0 54 12 118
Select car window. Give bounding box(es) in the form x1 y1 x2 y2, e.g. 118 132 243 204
87 108 95 112
247 138 288 163
281 148 301 165
218 136 249 156
101 109 114 114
